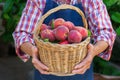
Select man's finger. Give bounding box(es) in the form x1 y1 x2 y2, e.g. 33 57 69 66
32 57 49 70
34 63 50 74
31 46 38 57
72 64 90 74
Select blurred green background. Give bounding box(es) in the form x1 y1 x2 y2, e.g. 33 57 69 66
0 0 120 79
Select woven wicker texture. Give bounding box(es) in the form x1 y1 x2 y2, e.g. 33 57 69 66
33 4 90 76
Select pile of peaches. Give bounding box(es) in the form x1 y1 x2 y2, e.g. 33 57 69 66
39 18 88 44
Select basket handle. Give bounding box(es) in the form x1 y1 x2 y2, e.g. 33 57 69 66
34 4 88 36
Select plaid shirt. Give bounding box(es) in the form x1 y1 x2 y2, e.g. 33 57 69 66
12 0 116 62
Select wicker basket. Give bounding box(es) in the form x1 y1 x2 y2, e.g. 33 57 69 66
33 4 90 76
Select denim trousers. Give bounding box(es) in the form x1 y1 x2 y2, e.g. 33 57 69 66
34 63 94 80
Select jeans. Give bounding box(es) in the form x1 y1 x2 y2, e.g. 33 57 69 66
34 63 94 80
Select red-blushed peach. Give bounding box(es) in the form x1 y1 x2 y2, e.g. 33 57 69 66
40 24 48 31
53 25 69 41
62 21 74 30
54 18 65 28
47 25 52 29
73 26 88 39
68 30 82 43
40 29 55 42
59 40 69 44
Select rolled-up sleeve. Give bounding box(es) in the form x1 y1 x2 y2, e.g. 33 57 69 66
12 0 46 62
82 0 116 60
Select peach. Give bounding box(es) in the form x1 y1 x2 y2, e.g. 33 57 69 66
47 25 52 29
68 30 82 43
40 24 48 31
40 29 55 42
73 26 88 39
54 26 69 41
62 21 74 30
59 40 69 44
54 18 65 28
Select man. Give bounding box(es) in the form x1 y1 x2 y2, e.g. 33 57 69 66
12 0 116 80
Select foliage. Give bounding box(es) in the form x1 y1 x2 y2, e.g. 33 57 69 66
94 57 120 76
103 0 120 35
0 0 5 2
116 26 120 35
1 0 26 43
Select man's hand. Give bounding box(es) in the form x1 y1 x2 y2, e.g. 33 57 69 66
72 43 95 74
20 42 49 74
72 40 108 74
31 46 49 74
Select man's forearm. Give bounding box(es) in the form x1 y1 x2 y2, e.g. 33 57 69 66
93 40 109 56
20 42 34 56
